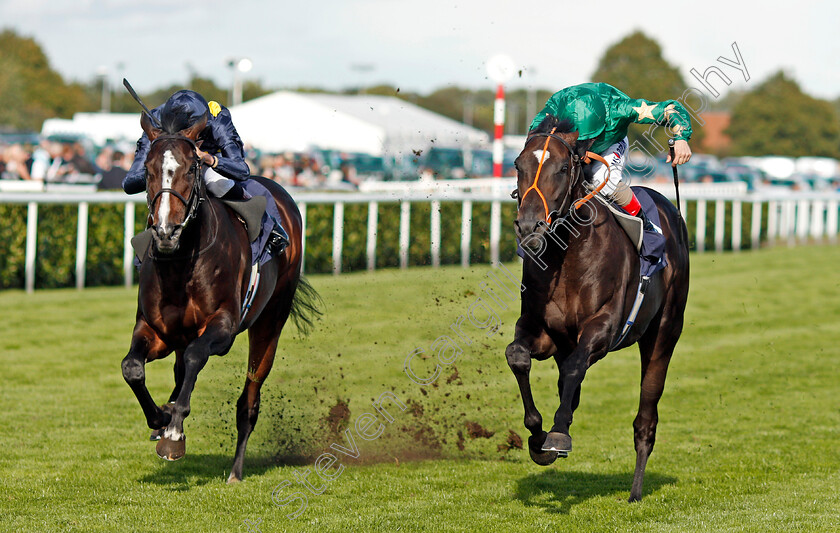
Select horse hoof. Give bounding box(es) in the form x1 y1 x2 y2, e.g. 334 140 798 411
527 432 557 466
542 431 572 454
529 446 559 466
156 437 186 461
150 429 162 441
227 473 241 484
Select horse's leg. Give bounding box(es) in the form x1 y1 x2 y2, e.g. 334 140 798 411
156 315 236 461
150 350 185 441
121 322 173 431
544 323 611 453
629 311 681 502
505 319 558 465
228 291 294 483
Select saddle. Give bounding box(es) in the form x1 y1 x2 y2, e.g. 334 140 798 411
595 186 667 279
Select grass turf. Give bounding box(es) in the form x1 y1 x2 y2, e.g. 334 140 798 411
1 245 839 532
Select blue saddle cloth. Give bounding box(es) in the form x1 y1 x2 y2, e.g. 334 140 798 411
630 187 667 278
242 180 283 266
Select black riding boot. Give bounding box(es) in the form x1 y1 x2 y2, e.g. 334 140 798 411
637 209 659 234
221 182 251 201
267 218 289 256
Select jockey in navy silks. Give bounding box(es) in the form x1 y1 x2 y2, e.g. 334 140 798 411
124 90 288 255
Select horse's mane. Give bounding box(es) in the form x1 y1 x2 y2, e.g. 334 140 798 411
531 114 575 136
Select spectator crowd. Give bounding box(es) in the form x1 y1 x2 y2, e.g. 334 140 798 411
0 138 362 191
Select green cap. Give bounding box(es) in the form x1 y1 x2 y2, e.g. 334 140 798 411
555 87 606 140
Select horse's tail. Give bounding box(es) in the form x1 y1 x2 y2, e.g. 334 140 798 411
290 276 323 336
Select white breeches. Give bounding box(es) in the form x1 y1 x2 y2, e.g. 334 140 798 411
589 136 629 197
203 167 235 197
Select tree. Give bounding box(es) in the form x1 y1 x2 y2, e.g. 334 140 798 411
727 71 840 158
0 29 92 131
591 31 694 150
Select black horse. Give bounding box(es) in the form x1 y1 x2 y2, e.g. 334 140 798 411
121 113 320 482
506 117 689 502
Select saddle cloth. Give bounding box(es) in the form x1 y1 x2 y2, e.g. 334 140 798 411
595 186 667 278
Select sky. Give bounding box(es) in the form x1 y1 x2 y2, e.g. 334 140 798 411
1 0 838 102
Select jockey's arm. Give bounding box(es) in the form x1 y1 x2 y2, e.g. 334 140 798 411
620 97 693 165
205 108 251 180
123 133 151 194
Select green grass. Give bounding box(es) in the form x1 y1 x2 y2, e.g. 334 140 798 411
1 245 839 532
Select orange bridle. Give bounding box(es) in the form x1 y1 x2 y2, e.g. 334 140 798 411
519 128 611 223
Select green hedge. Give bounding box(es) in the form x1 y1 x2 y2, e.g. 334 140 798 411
302 201 519 273
1 198 787 290
0 203 147 290
0 201 522 289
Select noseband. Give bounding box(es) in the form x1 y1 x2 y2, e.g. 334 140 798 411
147 134 205 231
518 127 610 223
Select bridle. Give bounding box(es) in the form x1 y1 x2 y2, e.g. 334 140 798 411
516 127 611 224
146 134 205 232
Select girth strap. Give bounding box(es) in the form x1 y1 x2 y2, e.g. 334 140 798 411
609 275 650 351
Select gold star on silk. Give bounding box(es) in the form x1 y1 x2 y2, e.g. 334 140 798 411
633 102 656 121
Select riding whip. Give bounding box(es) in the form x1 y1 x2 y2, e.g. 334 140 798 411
122 78 163 129
669 138 681 216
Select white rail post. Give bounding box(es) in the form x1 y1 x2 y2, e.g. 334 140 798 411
299 202 307 275
767 201 778 244
490 200 501 266
75 202 89 290
25 202 38 293
779 201 791 245
431 200 441 268
750 200 762 250
399 201 410 269
695 199 706 253
332 202 344 275
366 201 378 271
460 200 472 268
827 199 838 244
123 201 135 288
809 199 824 241
714 199 725 252
731 200 742 252
785 200 796 246
796 199 809 244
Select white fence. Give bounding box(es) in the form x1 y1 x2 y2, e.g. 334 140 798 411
1 180 838 292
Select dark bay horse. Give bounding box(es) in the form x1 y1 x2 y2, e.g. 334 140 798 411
506 117 689 501
121 113 320 483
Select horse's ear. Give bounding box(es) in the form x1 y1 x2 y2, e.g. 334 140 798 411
575 137 595 159
140 113 163 141
179 116 207 141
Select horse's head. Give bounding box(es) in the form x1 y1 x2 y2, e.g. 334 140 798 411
513 116 593 248
141 112 207 254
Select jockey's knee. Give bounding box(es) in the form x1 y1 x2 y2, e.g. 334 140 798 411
203 167 235 197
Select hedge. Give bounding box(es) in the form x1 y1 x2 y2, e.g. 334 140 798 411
0 198 767 290
0 201 521 290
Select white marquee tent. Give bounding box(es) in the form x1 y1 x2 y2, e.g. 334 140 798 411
41 92 490 159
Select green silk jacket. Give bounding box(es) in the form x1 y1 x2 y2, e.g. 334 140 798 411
529 82 693 154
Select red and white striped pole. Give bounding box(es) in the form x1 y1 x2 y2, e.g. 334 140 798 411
492 83 505 178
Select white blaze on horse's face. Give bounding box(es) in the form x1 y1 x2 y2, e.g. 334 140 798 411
158 149 180 231
532 149 550 164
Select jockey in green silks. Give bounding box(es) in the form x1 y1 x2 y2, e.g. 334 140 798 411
530 82 693 231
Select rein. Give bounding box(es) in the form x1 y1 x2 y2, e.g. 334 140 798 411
146 134 205 232
519 128 611 223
